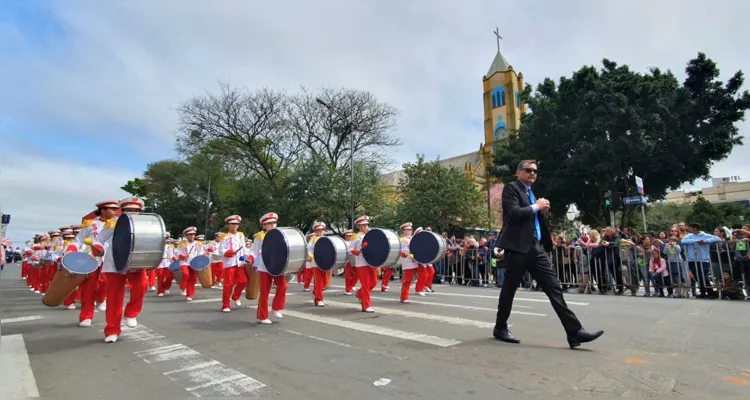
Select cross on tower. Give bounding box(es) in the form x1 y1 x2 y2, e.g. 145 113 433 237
493 28 502 52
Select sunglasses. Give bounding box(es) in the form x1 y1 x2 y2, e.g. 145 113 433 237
521 168 538 174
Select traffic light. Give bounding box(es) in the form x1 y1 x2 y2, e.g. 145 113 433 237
603 191 612 207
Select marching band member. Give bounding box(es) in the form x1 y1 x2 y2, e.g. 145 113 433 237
412 227 429 297
422 227 436 292
399 223 420 303
100 197 149 343
350 215 376 312
298 233 314 285
30 240 43 293
69 200 119 327
302 233 315 291
247 212 287 324
210 232 224 288
60 229 79 309
308 222 327 306
22 240 32 283
177 227 202 301
42 230 63 294
156 236 174 296
214 215 246 312
342 230 358 295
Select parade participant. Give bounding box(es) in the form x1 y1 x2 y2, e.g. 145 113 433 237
68 200 119 327
98 197 149 343
398 223 421 303
213 215 246 312
210 232 224 288
246 212 287 324
350 215 376 312
60 229 79 309
302 233 315 291
29 240 43 293
308 222 328 307
176 227 203 301
422 227 437 292
342 230 357 295
42 230 63 294
156 235 174 296
411 227 429 296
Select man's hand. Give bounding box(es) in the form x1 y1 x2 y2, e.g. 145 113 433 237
536 198 551 212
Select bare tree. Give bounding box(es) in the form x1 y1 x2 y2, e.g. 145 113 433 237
177 83 304 181
287 87 401 169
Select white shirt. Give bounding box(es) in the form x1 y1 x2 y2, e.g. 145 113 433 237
246 232 268 273
177 240 204 266
350 233 369 267
216 232 245 268
75 218 108 265
400 236 418 270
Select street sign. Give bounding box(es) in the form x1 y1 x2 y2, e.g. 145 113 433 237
623 196 647 205
635 176 644 195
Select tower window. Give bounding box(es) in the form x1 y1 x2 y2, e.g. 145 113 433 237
515 88 520 107
491 87 506 108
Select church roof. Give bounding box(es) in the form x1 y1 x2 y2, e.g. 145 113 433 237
487 51 511 76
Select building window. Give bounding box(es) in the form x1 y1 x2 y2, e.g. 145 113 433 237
491 87 506 108
515 88 520 107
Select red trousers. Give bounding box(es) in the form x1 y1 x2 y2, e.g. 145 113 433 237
415 265 428 293
400 268 425 301
156 269 173 294
147 269 156 287
79 268 102 322
344 263 358 293
296 268 304 283
221 267 246 309
257 271 287 320
63 288 77 307
21 261 28 279
355 267 378 310
103 270 147 336
303 268 313 289
381 267 393 289
41 264 57 293
424 265 435 289
180 265 197 297
211 262 224 285
30 267 43 290
312 268 328 304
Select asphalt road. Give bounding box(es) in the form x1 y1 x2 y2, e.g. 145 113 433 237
2 262 749 398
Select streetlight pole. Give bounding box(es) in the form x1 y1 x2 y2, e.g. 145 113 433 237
316 98 355 230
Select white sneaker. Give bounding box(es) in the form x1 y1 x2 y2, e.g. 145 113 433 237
272 310 283 319
235 300 241 307
156 293 164 297
165 290 170 295
98 302 107 312
217 282 223 288
104 335 118 343
79 319 92 327
363 307 375 313
34 290 40 294
303 288 310 292
344 291 353 296
426 287 433 293
401 299 411 303
316 301 325 307
381 286 389 292
181 289 187 296
417 292 426 297
186 297 192 301
125 317 137 328
258 319 272 324
149 286 156 292
222 308 231 313
67 304 76 310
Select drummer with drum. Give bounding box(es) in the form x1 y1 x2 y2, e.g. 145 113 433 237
342 229 358 295
176 226 203 302
246 212 287 324
60 228 80 309
398 222 422 303
155 234 174 297
350 215 376 313
302 232 315 291
96 197 150 343
210 232 224 288
308 221 328 307
213 215 248 313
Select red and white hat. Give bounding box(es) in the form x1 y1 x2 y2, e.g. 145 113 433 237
71 224 82 231
354 215 369 226
342 229 353 236
306 232 315 239
183 226 197 235
399 222 413 230
414 227 423 235
225 215 241 224
260 212 278 225
214 232 222 237
96 200 119 209
62 229 75 238
196 234 205 241
48 230 61 236
312 221 326 231
119 196 145 210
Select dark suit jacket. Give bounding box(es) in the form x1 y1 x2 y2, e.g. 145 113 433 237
496 180 553 253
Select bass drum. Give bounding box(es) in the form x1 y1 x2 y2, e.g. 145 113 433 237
410 230 447 265
261 227 307 277
168 259 183 284
43 252 98 307
189 255 213 288
112 213 167 272
361 228 401 268
313 235 348 272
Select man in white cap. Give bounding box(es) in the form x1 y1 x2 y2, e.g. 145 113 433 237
155 234 175 296
398 223 419 303
299 232 315 286
40 230 62 295
99 197 149 343
349 215 376 312
210 232 224 288
245 212 287 324
341 229 357 295
211 215 246 312
176 226 203 301
59 228 80 309
308 221 328 306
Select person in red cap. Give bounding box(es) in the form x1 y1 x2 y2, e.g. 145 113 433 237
176 226 203 301
66 200 119 327
308 221 328 306
98 197 149 343
341 230 358 295
350 215 376 312
211 215 247 312
245 212 287 324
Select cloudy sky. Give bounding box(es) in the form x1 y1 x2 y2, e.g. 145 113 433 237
1 0 748 243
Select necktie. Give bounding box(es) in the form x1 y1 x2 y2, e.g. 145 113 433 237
527 187 542 241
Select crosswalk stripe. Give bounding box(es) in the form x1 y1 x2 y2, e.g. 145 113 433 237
321 300 497 328
368 295 547 316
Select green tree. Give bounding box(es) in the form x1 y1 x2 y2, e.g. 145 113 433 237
397 156 487 232
686 197 724 231
716 202 750 228
492 53 750 228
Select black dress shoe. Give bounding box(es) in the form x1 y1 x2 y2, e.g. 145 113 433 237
493 329 521 344
567 329 604 349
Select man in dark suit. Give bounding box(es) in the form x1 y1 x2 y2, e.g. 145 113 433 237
493 160 603 349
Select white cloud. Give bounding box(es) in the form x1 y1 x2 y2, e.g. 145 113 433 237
1 0 749 232
0 148 135 245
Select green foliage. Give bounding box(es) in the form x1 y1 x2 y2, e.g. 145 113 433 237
396 156 487 233
492 53 750 228
686 197 725 232
642 202 692 233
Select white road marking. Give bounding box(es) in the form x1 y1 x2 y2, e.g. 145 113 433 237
323 300 498 329
1 315 43 324
186 290 324 304
0 335 39 398
188 298 222 303
284 329 408 360
126 323 266 397
249 306 460 347
430 291 590 306
369 296 547 316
